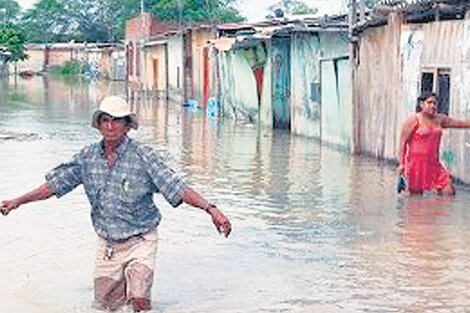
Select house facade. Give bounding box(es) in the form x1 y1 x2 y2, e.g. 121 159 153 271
353 1 470 183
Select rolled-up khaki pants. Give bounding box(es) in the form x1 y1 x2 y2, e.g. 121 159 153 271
93 228 158 310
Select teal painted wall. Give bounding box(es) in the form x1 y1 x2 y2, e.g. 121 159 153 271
271 36 291 129
217 31 350 142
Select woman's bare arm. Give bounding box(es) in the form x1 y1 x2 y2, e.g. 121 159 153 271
398 115 418 173
441 115 470 129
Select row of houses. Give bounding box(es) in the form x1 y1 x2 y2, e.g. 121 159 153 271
14 0 470 184
124 12 353 132
16 42 126 80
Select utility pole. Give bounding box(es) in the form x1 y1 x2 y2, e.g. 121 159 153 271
359 0 366 24
348 0 359 154
348 0 357 41
138 0 145 92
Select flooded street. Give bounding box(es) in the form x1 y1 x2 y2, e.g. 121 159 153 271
2 76 470 313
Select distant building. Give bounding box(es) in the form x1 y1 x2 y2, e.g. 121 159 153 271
124 13 218 106
125 13 177 94
15 42 125 79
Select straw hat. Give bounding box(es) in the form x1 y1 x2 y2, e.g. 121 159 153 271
92 96 138 129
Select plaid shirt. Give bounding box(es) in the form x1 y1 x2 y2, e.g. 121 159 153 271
45 136 188 242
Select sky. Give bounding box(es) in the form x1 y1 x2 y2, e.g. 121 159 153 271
14 0 348 22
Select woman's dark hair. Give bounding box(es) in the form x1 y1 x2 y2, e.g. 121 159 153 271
416 92 439 112
416 95 425 112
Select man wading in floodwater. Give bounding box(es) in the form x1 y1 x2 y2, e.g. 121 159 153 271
0 95 232 312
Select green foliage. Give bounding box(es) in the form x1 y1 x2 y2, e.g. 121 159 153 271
20 0 129 42
18 0 245 43
291 2 317 15
0 0 21 26
0 27 27 63
48 60 88 85
268 0 317 16
147 0 245 24
9 90 27 103
63 0 143 42
63 0 110 42
21 0 71 42
50 60 84 75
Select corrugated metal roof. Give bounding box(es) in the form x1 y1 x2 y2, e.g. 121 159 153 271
217 23 256 31
217 14 349 39
355 0 470 32
231 37 267 49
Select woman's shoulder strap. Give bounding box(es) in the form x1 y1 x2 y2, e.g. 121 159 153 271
411 113 420 133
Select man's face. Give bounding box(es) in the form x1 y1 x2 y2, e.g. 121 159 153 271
98 113 130 143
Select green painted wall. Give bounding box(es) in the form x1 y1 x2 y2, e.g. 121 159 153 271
218 44 267 122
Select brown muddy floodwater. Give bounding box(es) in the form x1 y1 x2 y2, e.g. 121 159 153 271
2 76 470 313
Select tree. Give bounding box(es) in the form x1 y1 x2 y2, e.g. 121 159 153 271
0 27 27 64
0 0 21 27
101 0 142 41
21 0 71 42
148 0 245 24
63 0 245 41
268 0 317 16
64 0 147 42
63 0 110 42
18 0 245 43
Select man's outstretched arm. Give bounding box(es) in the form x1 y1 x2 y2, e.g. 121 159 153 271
1 183 52 216
182 187 232 237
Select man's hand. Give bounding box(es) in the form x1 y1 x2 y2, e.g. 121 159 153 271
1 199 21 216
180 188 232 237
208 206 231 237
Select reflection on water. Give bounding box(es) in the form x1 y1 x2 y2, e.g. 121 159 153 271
2 76 470 312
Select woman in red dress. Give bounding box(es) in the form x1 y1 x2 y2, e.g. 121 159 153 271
398 92 470 194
